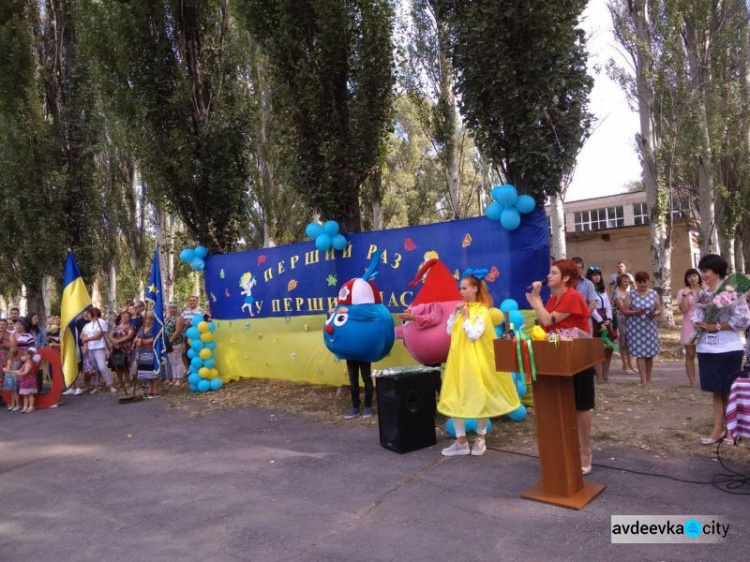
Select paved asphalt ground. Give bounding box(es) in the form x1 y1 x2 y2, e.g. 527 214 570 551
2 362 749 562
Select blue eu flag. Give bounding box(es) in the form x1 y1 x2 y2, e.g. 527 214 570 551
145 247 168 375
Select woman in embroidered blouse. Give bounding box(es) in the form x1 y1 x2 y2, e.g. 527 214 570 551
438 271 520 457
527 259 596 475
676 268 702 387
692 254 750 445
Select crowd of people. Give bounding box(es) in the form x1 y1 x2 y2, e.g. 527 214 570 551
0 296 209 410
2 257 748 461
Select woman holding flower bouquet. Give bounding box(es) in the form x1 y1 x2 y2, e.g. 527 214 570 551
692 254 750 445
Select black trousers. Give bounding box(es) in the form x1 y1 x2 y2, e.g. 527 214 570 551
346 360 373 410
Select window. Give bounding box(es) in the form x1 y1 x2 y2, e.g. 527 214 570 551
669 198 689 219
634 202 649 225
573 206 624 232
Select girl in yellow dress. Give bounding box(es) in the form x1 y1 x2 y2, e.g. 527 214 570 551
439 270 521 456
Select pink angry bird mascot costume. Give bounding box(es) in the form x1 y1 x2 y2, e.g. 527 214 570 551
397 258 462 366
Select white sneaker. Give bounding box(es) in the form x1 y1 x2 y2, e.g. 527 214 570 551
74 388 86 395
471 438 487 456
63 388 76 395
441 441 471 457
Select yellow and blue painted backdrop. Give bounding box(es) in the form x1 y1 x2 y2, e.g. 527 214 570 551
206 211 549 385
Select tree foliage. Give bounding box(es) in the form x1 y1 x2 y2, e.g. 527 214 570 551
240 0 395 232
0 0 105 315
438 0 593 203
84 0 255 252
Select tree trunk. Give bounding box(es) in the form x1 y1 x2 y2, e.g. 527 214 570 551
370 167 384 230
549 194 567 259
734 236 745 274
631 0 675 328
436 14 460 219
372 201 384 231
107 260 117 324
683 21 719 255
166 213 176 301
252 41 277 249
42 275 54 318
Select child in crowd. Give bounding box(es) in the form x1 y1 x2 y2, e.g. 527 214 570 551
14 348 37 413
3 346 20 411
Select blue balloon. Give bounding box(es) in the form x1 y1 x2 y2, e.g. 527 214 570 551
194 245 208 259
515 194 536 214
186 327 200 341
485 201 503 222
206 341 216 350
516 380 527 398
493 184 518 206
180 248 196 262
508 310 525 329
187 348 197 359
500 299 519 313
197 380 210 392
331 234 348 251
315 234 332 251
191 257 205 271
189 383 198 392
190 357 204 370
305 222 324 239
191 339 205 351
323 220 340 236
494 325 504 339
500 206 521 230
203 358 216 369
188 373 201 386
445 418 493 439
208 321 216 332
508 405 527 422
209 378 223 391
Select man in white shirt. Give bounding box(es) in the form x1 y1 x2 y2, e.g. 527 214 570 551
609 262 635 295
181 296 205 330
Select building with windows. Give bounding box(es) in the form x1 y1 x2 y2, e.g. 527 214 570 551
547 191 700 283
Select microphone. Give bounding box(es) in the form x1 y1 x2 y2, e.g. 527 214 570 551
526 279 548 292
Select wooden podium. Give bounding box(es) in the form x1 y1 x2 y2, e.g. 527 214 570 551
495 338 606 509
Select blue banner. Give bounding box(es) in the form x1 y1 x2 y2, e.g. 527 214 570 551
204 210 549 320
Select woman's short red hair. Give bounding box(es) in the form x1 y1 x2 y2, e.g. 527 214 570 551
552 259 579 287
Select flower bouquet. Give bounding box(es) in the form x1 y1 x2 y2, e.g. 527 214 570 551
689 273 750 345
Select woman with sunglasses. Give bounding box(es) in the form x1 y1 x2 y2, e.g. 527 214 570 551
586 266 614 382
622 271 661 387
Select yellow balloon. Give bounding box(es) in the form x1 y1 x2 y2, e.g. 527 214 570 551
530 325 547 341
488 307 505 326
210 368 219 379
199 367 210 378
198 321 210 333
199 348 212 360
200 332 214 343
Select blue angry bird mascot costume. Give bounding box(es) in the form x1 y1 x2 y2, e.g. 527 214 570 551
324 250 395 418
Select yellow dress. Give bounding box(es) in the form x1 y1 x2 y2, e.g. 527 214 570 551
437 302 520 419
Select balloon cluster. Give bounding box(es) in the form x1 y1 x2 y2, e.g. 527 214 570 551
185 320 223 392
500 298 525 331
485 184 536 230
179 245 209 271
305 221 348 252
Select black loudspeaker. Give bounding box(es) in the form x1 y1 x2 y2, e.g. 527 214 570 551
377 370 437 454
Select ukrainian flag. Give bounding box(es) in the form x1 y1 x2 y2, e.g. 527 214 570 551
61 251 91 386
